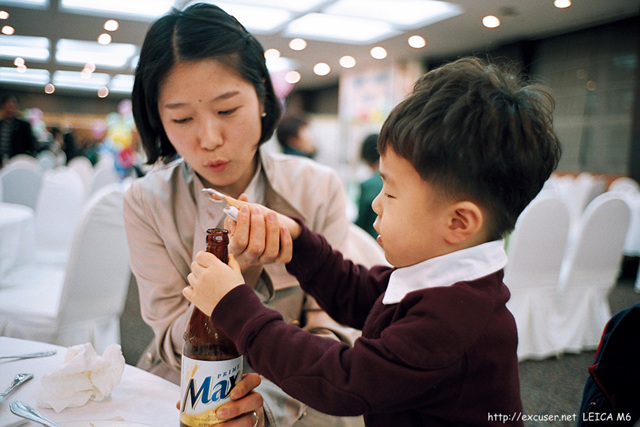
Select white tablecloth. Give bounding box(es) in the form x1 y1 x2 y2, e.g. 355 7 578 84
0 337 180 426
0 203 35 285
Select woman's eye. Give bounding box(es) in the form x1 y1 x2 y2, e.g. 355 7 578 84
219 107 239 116
173 117 192 124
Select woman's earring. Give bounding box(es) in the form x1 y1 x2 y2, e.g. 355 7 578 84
261 112 267 117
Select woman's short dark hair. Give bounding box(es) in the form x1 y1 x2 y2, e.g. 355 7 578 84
132 3 282 164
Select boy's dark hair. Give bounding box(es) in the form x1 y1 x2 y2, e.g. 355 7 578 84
276 115 307 150
132 2 282 164
360 133 380 165
379 57 561 240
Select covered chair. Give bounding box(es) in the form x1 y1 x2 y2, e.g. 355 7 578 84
553 192 631 354
0 182 132 353
33 167 85 264
0 166 42 209
504 194 571 360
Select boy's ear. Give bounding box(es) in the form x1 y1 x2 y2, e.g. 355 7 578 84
444 201 484 245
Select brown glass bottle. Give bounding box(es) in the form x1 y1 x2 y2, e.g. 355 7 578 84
180 228 243 427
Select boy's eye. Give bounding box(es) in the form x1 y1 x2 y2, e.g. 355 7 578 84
385 193 395 199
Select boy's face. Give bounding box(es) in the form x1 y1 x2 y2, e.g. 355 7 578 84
372 148 452 268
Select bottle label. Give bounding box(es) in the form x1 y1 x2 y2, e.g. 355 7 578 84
180 354 244 426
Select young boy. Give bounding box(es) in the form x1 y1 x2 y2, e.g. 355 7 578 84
184 57 561 426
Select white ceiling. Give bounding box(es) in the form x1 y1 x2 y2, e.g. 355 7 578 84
0 0 638 96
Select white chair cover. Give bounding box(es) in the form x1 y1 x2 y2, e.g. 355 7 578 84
4 154 41 173
608 177 640 194
33 168 85 264
554 192 631 353
0 182 132 353
37 149 60 170
89 165 119 196
67 156 94 198
0 166 43 209
504 194 571 360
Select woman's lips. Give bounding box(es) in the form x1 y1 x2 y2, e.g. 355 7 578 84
207 160 229 173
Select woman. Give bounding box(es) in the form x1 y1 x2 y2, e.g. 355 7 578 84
125 3 366 426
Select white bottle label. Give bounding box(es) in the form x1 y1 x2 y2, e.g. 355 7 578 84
180 354 243 426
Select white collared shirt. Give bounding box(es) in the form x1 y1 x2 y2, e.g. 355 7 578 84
382 240 508 305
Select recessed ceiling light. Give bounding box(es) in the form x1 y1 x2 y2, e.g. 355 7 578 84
408 35 426 49
212 1 292 33
313 62 331 76
16 64 27 73
339 56 356 68
554 0 571 8
370 46 388 59
56 39 136 68
13 57 24 67
289 38 307 51
482 15 500 29
285 70 301 84
0 11 9 20
98 33 112 45
2 25 15 35
44 83 55 94
104 19 119 32
98 86 110 98
264 48 281 61
285 13 398 44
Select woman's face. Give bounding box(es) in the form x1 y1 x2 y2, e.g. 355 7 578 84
158 59 264 198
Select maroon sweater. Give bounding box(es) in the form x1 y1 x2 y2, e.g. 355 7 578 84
213 224 523 426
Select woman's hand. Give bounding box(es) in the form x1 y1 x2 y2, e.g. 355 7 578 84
216 373 266 427
184 251 245 315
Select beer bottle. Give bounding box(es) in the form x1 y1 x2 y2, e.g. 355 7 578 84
180 228 243 426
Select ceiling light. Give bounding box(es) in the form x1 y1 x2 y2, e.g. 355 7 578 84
370 46 388 59
0 66 49 85
264 48 281 61
339 56 356 68
2 25 15 35
289 38 307 51
13 57 24 67
56 39 136 68
208 0 326 13
98 33 112 45
313 62 331 76
324 0 463 29
104 19 119 32
109 74 135 93
211 2 292 33
285 70 301 84
83 63 96 73
16 64 27 73
0 11 9 20
554 0 571 8
285 13 398 44
482 15 500 29
53 70 110 90
0 35 50 61
408 35 426 48
60 0 174 20
98 86 110 98
1 0 47 8
44 83 55 94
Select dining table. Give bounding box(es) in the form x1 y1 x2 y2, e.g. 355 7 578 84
0 337 180 426
0 203 35 286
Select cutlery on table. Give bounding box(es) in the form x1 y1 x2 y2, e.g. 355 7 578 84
10 401 62 427
0 373 33 403
0 350 57 360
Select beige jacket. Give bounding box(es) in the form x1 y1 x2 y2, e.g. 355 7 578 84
124 147 373 426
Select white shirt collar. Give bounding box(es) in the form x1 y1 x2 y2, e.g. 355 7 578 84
382 240 507 305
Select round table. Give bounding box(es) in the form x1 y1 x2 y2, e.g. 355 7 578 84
0 203 35 286
0 337 180 426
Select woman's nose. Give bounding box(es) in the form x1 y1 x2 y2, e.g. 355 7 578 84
199 117 223 151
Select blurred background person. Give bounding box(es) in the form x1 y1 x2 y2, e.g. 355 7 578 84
0 93 38 167
276 115 317 159
354 133 382 238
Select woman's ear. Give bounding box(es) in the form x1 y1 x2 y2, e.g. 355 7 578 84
444 201 484 245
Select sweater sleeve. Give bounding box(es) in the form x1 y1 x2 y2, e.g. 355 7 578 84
286 222 392 330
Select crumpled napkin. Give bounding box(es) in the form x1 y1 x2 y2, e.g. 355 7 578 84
37 343 125 413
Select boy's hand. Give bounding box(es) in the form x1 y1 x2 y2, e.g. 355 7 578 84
184 252 245 315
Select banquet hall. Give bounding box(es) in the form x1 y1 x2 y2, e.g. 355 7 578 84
1 1 640 425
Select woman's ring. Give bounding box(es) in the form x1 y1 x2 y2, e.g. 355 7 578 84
251 411 259 427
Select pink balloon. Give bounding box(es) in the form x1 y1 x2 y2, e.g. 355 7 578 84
91 119 107 140
270 70 294 99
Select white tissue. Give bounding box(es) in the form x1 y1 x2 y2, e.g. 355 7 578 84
37 343 125 413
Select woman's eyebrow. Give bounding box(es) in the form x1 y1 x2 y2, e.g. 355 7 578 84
162 90 241 109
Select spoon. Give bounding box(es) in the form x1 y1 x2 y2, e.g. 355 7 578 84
0 350 57 360
0 373 33 403
9 401 62 427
